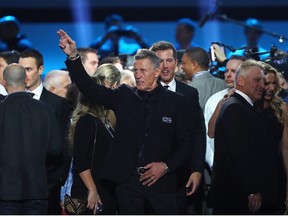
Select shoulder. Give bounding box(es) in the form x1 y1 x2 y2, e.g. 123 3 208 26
41 88 68 105
208 89 228 101
176 80 198 93
282 102 288 123
164 88 187 106
78 113 98 124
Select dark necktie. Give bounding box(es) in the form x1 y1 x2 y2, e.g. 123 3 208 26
28 92 35 98
164 85 169 89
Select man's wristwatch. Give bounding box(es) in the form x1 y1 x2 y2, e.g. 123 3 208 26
161 162 169 173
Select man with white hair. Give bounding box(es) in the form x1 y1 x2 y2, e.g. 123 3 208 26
43 70 71 98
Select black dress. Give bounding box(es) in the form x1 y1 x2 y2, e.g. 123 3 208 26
259 105 284 214
71 114 117 214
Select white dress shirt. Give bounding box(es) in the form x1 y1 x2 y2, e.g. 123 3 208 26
27 83 43 100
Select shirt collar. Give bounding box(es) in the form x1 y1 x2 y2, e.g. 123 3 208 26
160 79 176 92
235 89 254 106
27 83 43 100
192 70 209 79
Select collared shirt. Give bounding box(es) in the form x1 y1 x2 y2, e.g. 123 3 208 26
204 88 229 168
160 79 176 92
192 70 209 79
135 85 162 164
27 83 43 100
235 89 253 106
0 83 7 96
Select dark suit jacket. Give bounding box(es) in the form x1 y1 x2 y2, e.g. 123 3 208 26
209 93 278 207
0 92 61 200
175 79 206 174
66 58 192 193
40 87 71 187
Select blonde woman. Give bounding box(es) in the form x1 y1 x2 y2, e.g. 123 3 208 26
253 63 288 214
69 64 120 214
94 63 121 129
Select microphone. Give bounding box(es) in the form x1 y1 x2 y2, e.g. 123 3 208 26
198 1 219 27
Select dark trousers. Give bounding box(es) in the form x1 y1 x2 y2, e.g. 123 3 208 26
212 201 250 215
47 183 62 215
115 172 179 215
0 199 48 215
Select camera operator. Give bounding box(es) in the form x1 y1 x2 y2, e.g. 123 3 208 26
90 14 149 58
226 18 269 61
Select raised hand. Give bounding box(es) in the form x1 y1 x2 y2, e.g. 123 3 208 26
56 29 78 57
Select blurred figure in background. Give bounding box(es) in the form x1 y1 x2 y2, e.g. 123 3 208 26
227 18 269 61
174 18 199 50
90 14 149 58
0 16 32 52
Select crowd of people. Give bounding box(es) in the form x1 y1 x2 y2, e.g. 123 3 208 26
0 13 287 215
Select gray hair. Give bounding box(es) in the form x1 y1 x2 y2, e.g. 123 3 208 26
134 49 160 69
235 59 264 81
43 70 70 89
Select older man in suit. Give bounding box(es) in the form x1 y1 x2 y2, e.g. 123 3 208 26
0 64 61 214
19 49 71 214
150 41 206 214
208 60 279 214
57 29 192 214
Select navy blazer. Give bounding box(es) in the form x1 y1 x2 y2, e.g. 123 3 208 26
0 92 61 200
65 58 192 193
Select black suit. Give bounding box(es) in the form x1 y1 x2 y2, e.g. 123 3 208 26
0 92 61 213
39 87 71 214
175 79 206 175
208 93 279 214
65 58 192 214
174 79 206 214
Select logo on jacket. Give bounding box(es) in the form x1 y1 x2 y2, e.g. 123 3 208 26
162 117 172 123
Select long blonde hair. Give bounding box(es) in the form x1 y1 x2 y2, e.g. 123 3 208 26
68 64 121 152
68 76 106 148
262 63 283 122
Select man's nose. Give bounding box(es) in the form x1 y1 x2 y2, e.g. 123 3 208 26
162 61 168 68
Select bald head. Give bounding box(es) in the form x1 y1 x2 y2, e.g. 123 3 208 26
3 63 26 90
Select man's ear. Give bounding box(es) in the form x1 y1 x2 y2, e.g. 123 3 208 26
155 67 161 78
237 76 245 87
50 86 56 93
38 65 44 76
2 79 6 88
191 60 199 70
